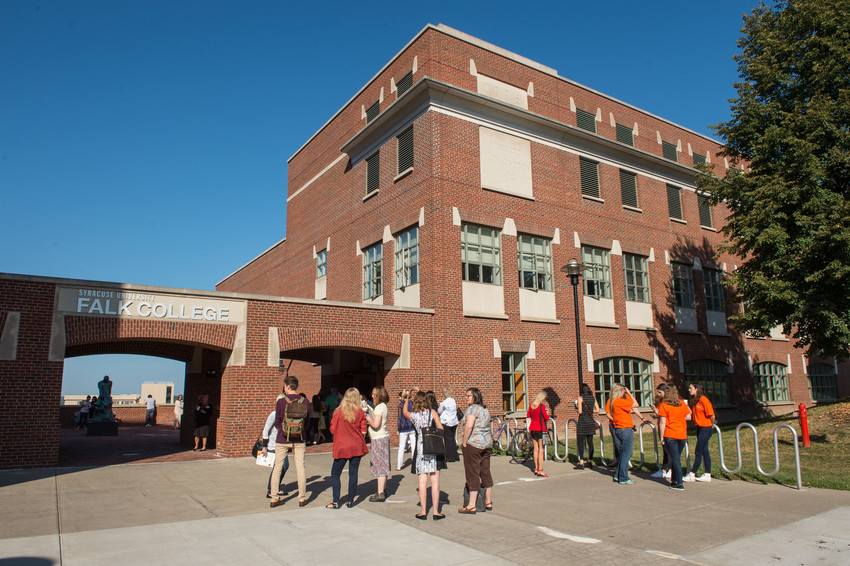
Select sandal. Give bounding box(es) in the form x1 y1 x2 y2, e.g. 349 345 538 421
457 507 476 514
325 502 339 509
484 503 493 511
537 471 550 477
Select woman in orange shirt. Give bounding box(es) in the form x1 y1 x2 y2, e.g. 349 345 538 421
657 384 691 490
685 382 716 482
605 383 641 485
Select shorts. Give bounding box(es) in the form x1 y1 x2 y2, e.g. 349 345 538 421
193 425 209 438
530 430 544 440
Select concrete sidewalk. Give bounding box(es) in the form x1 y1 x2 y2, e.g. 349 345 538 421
1 452 849 565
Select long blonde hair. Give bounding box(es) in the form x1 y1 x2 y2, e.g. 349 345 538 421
609 383 625 403
531 391 547 409
339 387 361 423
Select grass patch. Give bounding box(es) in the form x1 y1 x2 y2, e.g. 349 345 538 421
539 398 850 490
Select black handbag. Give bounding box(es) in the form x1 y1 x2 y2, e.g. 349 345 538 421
251 437 263 458
421 412 446 457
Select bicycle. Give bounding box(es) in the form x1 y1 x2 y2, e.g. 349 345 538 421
491 416 533 464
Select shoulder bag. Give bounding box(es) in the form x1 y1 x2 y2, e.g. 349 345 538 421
421 411 446 457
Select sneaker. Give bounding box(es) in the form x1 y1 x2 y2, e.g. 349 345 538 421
618 479 635 485
662 470 672 479
695 473 712 482
670 484 684 491
683 472 696 483
651 469 664 478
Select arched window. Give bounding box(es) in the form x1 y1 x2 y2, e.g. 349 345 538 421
753 362 789 402
594 357 653 408
808 363 837 401
685 359 731 405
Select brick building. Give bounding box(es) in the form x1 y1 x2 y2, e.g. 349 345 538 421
218 24 847 419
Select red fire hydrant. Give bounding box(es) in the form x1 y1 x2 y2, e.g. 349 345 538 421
799 403 810 448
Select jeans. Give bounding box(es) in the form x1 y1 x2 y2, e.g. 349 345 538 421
145 409 155 426
331 456 362 504
664 438 687 486
692 426 713 474
609 424 621 462
266 452 289 494
397 430 415 468
613 427 634 482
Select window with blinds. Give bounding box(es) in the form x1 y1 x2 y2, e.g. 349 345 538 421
662 141 678 162
397 127 414 173
693 153 706 166
698 194 713 228
366 101 380 123
576 108 596 133
396 71 413 96
580 157 600 198
366 153 380 194
619 170 638 208
616 123 634 146
667 184 683 220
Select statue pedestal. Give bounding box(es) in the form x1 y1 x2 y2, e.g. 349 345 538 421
87 421 118 436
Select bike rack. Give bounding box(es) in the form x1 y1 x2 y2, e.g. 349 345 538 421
714 422 802 490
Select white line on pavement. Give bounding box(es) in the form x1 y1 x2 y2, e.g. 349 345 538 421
536 526 600 544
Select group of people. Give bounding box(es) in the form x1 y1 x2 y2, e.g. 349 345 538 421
260 379 496 518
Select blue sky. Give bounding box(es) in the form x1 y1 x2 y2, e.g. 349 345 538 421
1 0 758 396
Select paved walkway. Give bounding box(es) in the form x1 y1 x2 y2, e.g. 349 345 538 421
2 437 849 565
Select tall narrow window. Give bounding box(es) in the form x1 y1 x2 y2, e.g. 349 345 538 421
671 262 695 309
667 184 683 220
580 157 600 198
394 226 419 288
366 152 380 195
462 223 502 285
698 194 713 228
616 123 634 146
619 169 638 208
366 100 380 123
316 250 327 278
397 127 414 173
396 71 413 96
753 362 789 402
703 268 724 312
581 245 612 298
501 352 527 412
576 108 596 133
594 357 654 408
517 234 553 291
362 243 382 300
662 141 678 162
623 253 650 302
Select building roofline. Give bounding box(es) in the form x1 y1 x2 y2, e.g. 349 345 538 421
215 237 287 287
287 24 722 166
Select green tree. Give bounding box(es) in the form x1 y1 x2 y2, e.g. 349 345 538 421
697 0 850 357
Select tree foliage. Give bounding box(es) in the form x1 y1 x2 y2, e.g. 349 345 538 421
697 0 850 358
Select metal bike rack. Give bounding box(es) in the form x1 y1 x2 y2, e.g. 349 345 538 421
548 417 571 462
714 422 803 490
636 421 660 469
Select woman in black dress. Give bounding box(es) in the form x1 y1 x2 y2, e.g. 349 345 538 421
575 383 600 469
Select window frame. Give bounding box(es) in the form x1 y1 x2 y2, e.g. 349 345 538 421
397 126 414 174
396 71 413 96
501 352 528 412
615 123 634 146
366 100 380 123
362 242 383 300
667 184 683 220
394 226 419 289
619 169 638 208
594 357 654 408
579 157 601 199
316 249 327 279
623 252 650 303
576 108 597 133
662 141 678 162
685 359 731 405
671 262 695 309
753 362 790 403
703 268 724 312
581 245 612 299
808 363 838 401
461 223 502 285
366 152 380 195
698 193 713 228
517 234 553 291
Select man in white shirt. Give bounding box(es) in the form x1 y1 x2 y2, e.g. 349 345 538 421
145 394 157 427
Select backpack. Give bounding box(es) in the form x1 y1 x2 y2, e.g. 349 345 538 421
397 401 414 432
282 396 309 441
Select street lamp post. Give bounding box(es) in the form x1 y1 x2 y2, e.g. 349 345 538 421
561 259 585 390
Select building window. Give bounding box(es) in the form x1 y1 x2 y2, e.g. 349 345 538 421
662 141 678 162
517 234 552 291
703 268 724 312
366 100 380 123
686 359 731 405
672 263 695 309
667 184 683 220
396 71 413 96
397 127 414 173
753 362 789 402
808 363 838 401
594 357 654 408
619 170 638 208
616 123 634 146
623 253 650 303
317 249 327 278
501 352 527 412
580 157 600 198
698 194 713 228
693 153 706 166
366 152 380 194
165 386 172 404
576 108 596 133
394 226 419 288
581 245 612 298
461 223 502 285
362 243 382 300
